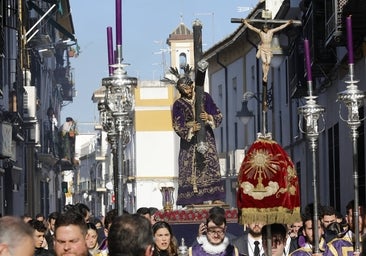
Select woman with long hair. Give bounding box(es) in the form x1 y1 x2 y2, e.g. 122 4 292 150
86 222 100 256
152 221 178 256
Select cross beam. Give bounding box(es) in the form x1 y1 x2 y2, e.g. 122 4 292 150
231 18 302 26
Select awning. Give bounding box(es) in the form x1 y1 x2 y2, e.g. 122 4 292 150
27 0 76 42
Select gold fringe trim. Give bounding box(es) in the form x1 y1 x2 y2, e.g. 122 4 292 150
238 206 301 225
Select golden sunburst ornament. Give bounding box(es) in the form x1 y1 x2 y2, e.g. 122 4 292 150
243 148 281 191
237 138 301 225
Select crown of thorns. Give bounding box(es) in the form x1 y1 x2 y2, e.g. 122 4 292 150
164 65 194 88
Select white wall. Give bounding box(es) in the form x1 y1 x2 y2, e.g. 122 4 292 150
135 131 178 210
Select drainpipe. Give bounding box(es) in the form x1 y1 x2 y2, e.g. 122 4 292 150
216 53 230 178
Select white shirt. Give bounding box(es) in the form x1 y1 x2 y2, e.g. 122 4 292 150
247 234 263 256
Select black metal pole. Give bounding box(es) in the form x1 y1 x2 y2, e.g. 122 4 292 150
351 126 360 252
310 141 320 254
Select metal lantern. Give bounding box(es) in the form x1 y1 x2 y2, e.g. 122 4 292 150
101 63 137 215
160 186 175 212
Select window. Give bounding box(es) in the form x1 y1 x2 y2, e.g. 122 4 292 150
232 77 237 91
179 53 187 70
5 0 17 29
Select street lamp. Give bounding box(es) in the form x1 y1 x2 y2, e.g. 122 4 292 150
236 90 272 138
270 35 285 68
236 92 255 125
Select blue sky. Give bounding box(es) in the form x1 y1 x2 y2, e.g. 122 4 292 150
61 0 258 130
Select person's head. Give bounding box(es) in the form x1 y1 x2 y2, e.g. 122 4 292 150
261 224 287 256
289 221 303 238
108 214 154 256
74 203 91 223
64 203 91 223
152 221 177 255
176 76 194 99
262 24 269 32
86 223 98 250
48 211 60 233
209 206 226 216
205 211 227 246
301 211 323 244
28 219 47 249
321 205 337 228
137 207 151 222
104 209 119 238
0 216 34 256
35 213 45 223
346 200 364 234
54 211 89 256
335 211 344 223
21 213 32 223
248 221 265 238
92 217 104 230
149 207 159 225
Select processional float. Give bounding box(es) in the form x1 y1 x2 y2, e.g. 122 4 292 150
232 9 305 256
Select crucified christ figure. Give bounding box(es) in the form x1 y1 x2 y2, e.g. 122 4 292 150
243 19 293 82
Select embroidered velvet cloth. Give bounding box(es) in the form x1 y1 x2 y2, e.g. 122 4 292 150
237 138 301 224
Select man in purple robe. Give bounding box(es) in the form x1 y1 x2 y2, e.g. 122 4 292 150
172 68 225 206
189 207 238 256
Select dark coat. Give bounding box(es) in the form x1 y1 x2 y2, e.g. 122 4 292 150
231 231 249 256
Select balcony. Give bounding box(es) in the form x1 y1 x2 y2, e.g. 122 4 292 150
302 0 337 80
54 67 75 102
324 0 366 47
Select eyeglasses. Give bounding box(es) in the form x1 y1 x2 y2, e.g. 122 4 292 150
207 228 225 236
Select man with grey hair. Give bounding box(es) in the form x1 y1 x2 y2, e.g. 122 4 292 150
0 216 34 256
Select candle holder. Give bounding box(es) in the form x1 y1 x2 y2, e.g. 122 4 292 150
297 82 325 254
337 64 366 253
160 186 175 211
297 39 325 254
337 15 366 253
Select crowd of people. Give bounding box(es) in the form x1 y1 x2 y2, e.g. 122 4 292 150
1 201 366 256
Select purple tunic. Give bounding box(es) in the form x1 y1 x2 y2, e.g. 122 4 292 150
289 247 313 256
323 237 354 256
172 92 225 206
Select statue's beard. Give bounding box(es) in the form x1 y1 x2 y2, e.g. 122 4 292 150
179 89 193 99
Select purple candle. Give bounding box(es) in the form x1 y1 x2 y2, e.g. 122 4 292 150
304 39 312 82
346 16 354 64
107 26 114 74
115 0 122 45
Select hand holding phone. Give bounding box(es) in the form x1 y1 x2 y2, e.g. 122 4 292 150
198 222 207 236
